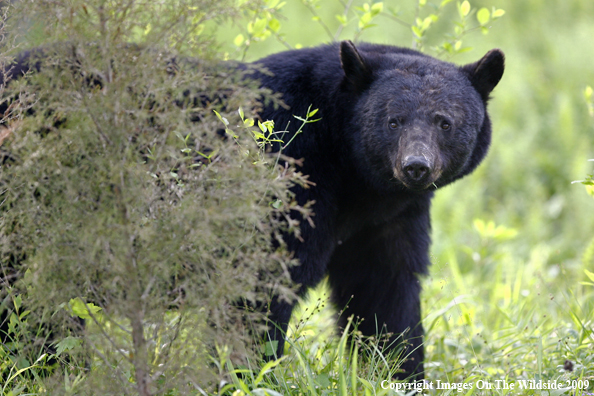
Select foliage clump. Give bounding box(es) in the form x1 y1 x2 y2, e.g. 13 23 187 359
0 0 307 393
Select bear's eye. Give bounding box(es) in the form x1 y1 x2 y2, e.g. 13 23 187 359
440 120 451 131
388 118 402 130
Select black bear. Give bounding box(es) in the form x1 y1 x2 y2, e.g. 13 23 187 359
0 41 504 380
250 41 504 379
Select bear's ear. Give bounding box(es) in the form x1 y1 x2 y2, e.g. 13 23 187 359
340 40 373 92
461 49 505 101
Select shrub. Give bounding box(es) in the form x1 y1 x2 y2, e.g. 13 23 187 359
0 1 307 393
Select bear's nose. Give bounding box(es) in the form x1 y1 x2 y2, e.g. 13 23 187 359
403 156 431 182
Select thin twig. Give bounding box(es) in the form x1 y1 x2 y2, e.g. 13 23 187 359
333 0 355 41
303 2 334 41
379 12 413 28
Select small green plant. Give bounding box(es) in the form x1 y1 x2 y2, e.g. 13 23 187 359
584 89 594 268
231 0 505 60
217 315 409 395
233 0 288 60
408 0 505 55
573 88 594 269
574 158 594 271
0 291 50 396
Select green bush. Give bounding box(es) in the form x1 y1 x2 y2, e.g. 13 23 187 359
0 1 311 393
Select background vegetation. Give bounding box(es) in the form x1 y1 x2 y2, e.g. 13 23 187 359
1 0 593 395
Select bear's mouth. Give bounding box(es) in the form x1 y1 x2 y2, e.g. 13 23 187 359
402 180 436 191
393 168 442 191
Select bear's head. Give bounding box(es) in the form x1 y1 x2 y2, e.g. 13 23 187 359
340 41 504 193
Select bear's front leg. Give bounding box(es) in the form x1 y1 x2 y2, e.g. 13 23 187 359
327 200 431 380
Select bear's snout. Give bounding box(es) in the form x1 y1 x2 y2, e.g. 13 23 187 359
394 137 439 190
403 156 431 184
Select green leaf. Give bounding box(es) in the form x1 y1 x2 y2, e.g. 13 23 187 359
584 85 593 101
389 5 401 15
492 8 505 18
233 33 244 47
585 269 594 282
19 309 30 320
459 0 470 18
359 12 373 27
351 343 358 391
268 18 281 32
238 107 244 120
336 14 347 25
253 132 265 141
69 298 102 320
251 18 267 35
264 340 279 356
55 336 82 356
493 226 518 241
213 110 229 126
422 16 433 30
307 108 319 118
254 355 286 385
265 120 275 131
371 2 383 14
14 295 22 311
411 25 423 38
24 269 33 283
316 373 331 388
440 0 454 6
477 8 490 25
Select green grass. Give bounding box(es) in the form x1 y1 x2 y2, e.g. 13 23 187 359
3 260 593 395
212 245 593 395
